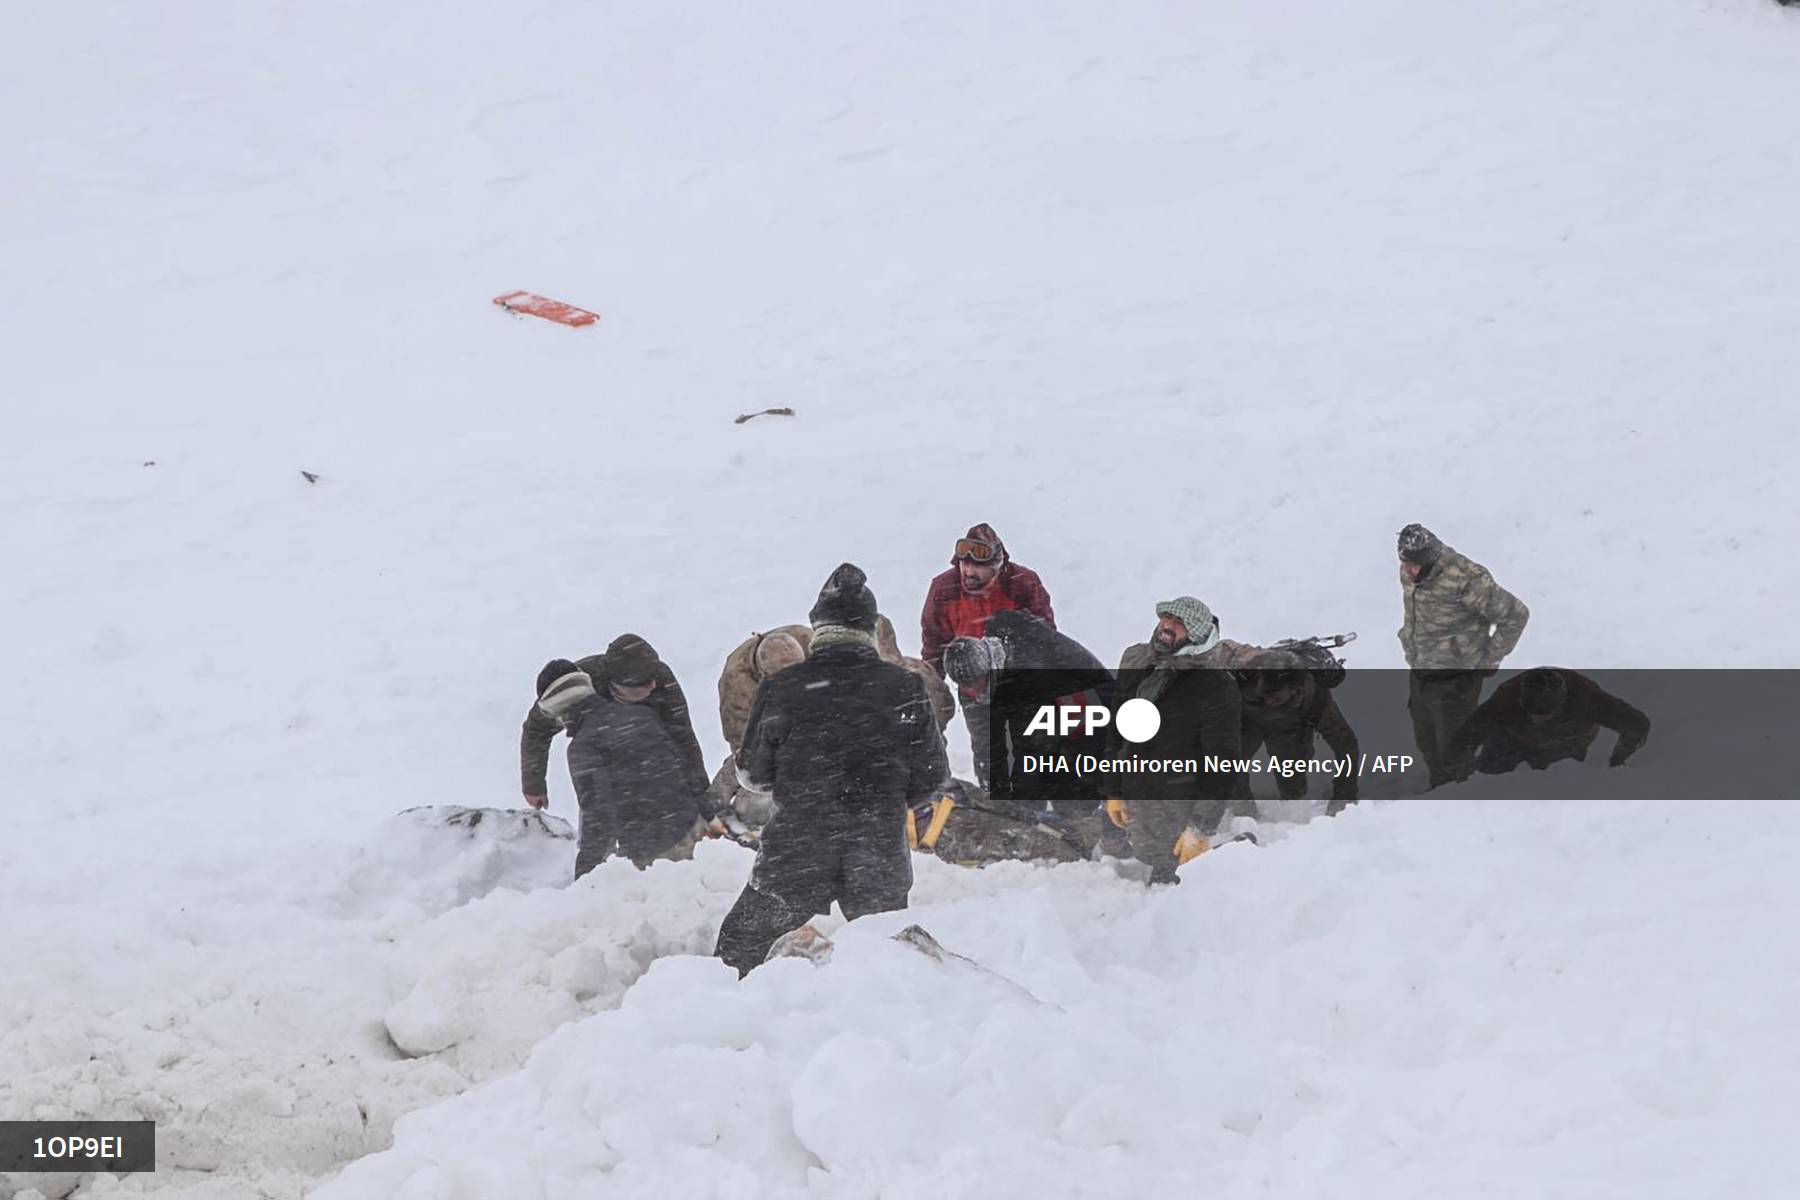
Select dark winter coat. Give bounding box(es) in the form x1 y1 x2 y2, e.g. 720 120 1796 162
981 610 1115 813
919 562 1055 677
520 651 707 799
1447 668 1651 770
714 636 950 974
738 639 949 824
1237 675 1360 806
1111 644 1244 794
1112 643 1245 877
563 695 707 862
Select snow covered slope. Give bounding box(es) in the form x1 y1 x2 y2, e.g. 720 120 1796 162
4 0 1798 1197
316 802 1800 1200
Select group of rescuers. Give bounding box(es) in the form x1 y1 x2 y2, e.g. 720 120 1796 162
522 522 1651 975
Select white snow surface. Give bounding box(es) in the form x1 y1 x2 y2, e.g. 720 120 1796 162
4 0 1799 1196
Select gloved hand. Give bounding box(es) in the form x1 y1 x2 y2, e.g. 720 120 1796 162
1173 827 1210 865
703 816 730 838
523 793 548 811
1104 797 1130 828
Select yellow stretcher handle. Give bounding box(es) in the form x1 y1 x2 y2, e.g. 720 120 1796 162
920 794 956 850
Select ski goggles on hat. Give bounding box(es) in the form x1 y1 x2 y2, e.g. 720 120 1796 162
953 538 999 563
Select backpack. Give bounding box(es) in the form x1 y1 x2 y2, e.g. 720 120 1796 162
1271 633 1354 690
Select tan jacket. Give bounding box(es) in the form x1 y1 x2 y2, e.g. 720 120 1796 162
1398 546 1529 672
717 617 952 755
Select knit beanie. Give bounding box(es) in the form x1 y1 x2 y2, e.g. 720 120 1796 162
809 563 879 632
1397 523 1444 566
536 658 597 720
943 635 1007 686
1519 668 1568 717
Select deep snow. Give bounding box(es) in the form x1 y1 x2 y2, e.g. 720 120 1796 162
4 0 1799 1196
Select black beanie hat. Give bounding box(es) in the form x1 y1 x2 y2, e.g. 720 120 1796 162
809 562 879 632
1397 523 1444 566
1519 668 1568 717
603 634 660 686
537 658 581 697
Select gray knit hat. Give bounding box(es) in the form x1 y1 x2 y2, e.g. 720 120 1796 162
1154 596 1219 651
943 636 1006 686
1397 523 1443 565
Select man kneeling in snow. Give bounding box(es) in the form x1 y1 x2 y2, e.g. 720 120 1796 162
533 645 712 878
1446 667 1650 779
714 563 950 976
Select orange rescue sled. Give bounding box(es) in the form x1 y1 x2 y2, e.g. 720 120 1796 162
492 290 599 328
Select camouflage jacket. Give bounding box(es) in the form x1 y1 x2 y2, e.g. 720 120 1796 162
1397 546 1529 672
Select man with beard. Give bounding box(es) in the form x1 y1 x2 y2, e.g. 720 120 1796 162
532 653 712 877
714 564 949 976
1446 667 1650 778
1396 523 1530 787
1106 597 1245 884
919 523 1056 786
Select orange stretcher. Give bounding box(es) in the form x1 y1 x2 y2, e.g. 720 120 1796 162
492 290 599 327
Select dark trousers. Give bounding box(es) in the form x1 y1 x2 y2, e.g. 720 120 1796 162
1235 727 1317 804
1124 786 1233 884
1407 670 1487 788
573 783 698 878
714 810 913 976
964 695 993 787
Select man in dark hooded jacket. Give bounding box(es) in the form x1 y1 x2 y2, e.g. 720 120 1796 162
715 563 950 976
1232 646 1361 815
533 658 710 877
519 634 708 812
1447 667 1650 778
944 610 1113 819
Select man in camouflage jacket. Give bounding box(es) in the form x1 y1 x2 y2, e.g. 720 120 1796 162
1395 524 1530 787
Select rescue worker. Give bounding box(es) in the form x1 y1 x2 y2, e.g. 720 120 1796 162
919 523 1056 786
714 564 949 975
1396 524 1530 787
1447 667 1650 778
1105 596 1244 884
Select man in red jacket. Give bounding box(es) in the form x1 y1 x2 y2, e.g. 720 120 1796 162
920 523 1056 784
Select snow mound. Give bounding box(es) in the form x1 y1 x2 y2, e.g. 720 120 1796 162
314 801 1800 1200
328 805 576 920
0 843 752 1200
